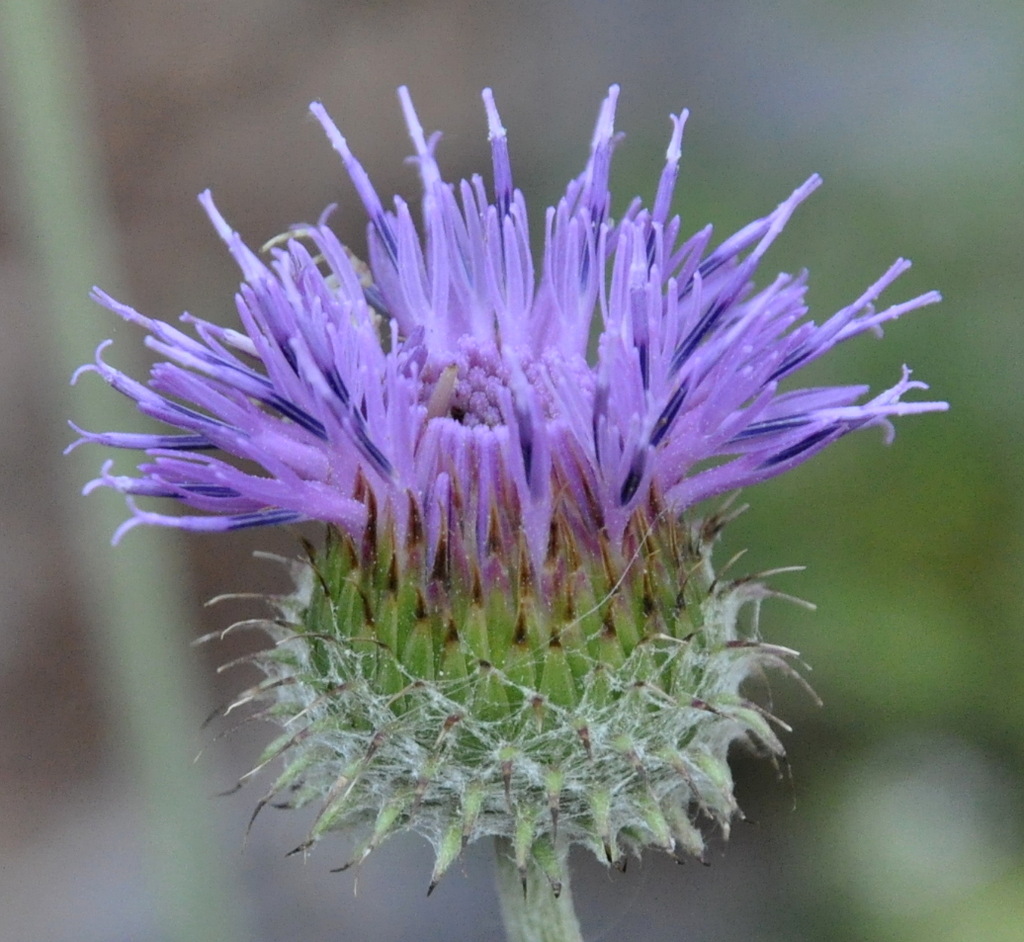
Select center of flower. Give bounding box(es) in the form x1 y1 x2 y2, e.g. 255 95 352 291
419 339 594 432
422 340 510 428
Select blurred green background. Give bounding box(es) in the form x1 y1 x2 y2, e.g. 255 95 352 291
0 1 1021 940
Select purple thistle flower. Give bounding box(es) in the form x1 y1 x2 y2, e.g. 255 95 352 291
71 84 944 587
69 89 949 905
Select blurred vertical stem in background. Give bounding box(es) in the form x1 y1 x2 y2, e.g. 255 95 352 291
0 2 245 941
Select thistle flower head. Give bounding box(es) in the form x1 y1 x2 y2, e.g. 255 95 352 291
71 86 946 890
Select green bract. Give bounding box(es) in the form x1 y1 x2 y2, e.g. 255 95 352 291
216 505 808 894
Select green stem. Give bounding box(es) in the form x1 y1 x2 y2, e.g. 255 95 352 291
494 838 585 942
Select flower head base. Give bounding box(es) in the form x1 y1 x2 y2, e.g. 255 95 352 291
227 506 808 891
71 87 945 888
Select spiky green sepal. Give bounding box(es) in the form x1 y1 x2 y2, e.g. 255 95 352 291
216 507 808 890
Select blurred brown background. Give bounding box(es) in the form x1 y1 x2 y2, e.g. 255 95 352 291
1 1 1022 940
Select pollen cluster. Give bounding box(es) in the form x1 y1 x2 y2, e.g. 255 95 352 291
420 340 509 427
215 504 807 893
